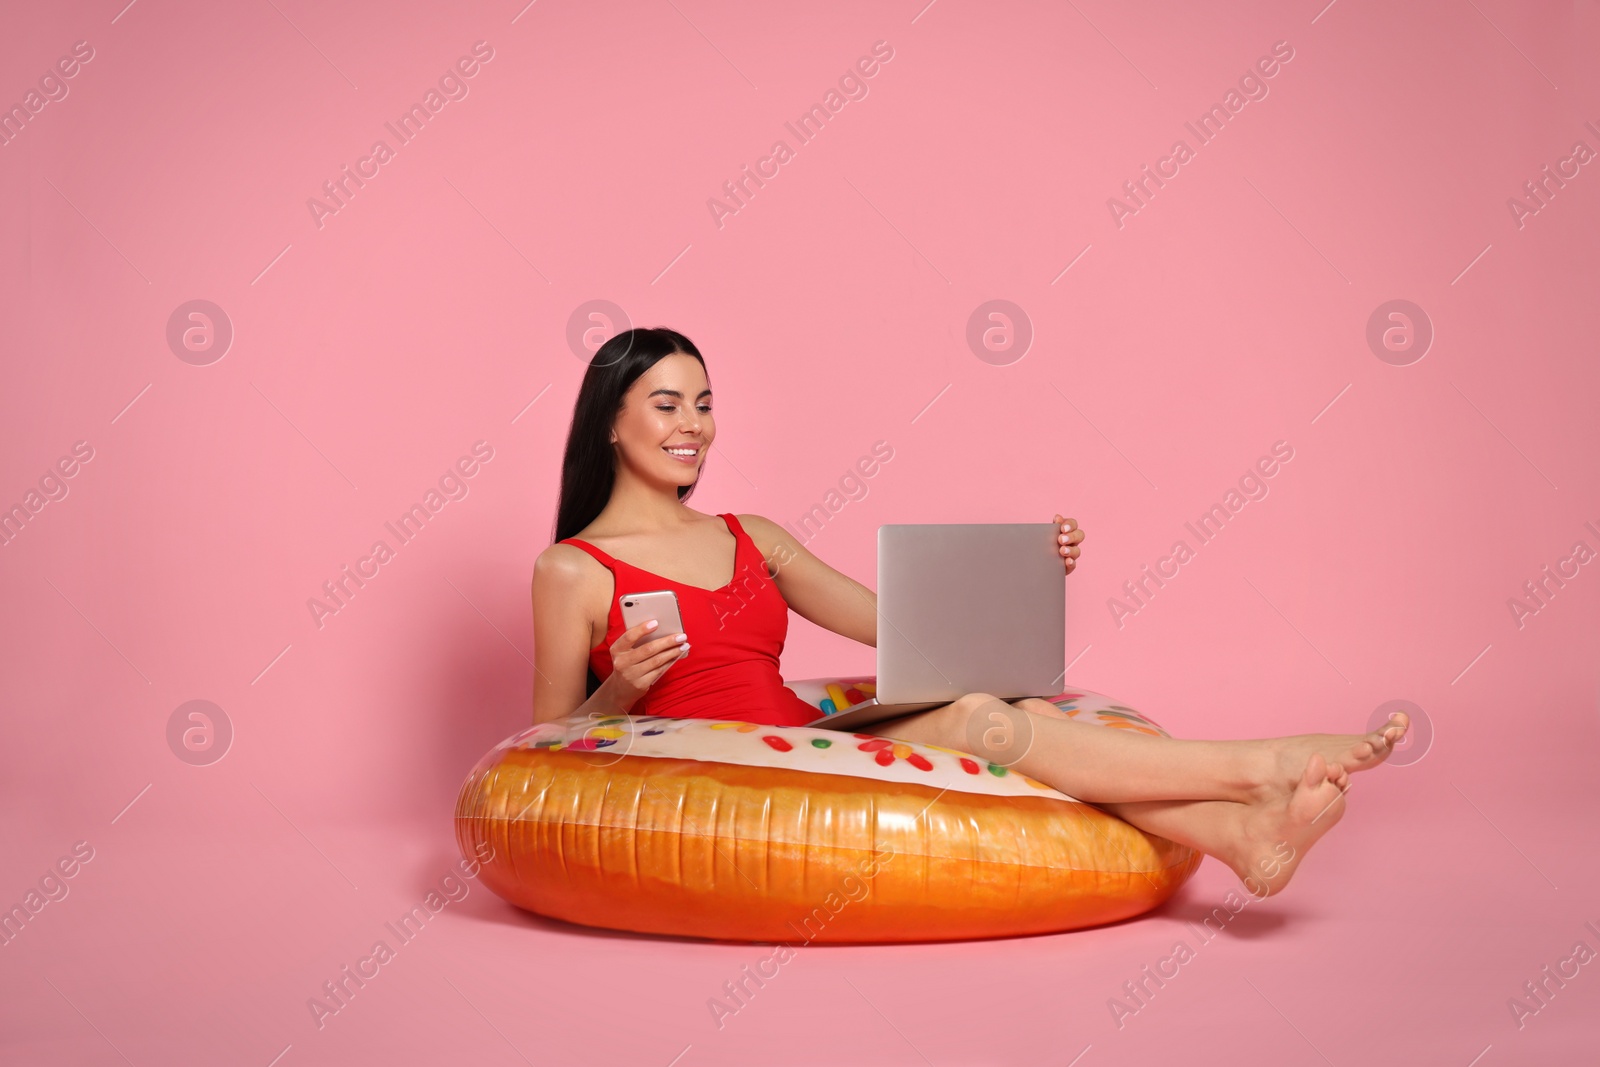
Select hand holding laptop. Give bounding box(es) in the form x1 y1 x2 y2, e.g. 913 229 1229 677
1053 513 1085 575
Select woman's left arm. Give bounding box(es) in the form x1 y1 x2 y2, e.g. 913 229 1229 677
737 514 1085 649
738 515 880 646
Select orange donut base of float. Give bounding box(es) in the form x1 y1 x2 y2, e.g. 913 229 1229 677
455 683 1202 944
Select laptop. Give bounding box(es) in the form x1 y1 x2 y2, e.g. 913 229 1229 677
804 523 1066 731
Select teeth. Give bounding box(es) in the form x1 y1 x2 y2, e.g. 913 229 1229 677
665 448 698 456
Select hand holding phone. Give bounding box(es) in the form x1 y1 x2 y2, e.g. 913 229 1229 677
620 590 684 639
604 591 690 711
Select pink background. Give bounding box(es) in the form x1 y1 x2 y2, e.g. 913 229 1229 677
3 0 1597 1063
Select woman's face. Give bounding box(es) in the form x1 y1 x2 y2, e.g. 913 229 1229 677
611 353 713 488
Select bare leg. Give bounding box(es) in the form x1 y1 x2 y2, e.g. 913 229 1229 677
1097 757 1351 896
860 694 1403 896
860 695 1403 804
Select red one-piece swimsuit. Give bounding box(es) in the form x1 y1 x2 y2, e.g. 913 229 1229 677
559 513 818 727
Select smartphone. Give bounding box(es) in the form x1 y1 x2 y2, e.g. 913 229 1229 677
619 590 686 646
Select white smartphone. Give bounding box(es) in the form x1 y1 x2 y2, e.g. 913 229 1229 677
619 590 686 643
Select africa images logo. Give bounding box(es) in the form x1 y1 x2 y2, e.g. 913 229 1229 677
1106 40 1295 229
306 42 495 229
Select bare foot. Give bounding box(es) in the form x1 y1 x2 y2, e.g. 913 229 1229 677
1217 752 1348 898
1250 712 1408 803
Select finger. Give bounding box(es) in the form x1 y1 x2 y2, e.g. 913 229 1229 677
616 631 683 662
620 646 686 688
640 649 690 684
616 618 661 649
617 638 686 673
645 633 689 656
640 652 685 687
1065 528 1085 545
642 642 691 669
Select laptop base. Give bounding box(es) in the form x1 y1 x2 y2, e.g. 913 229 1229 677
804 698 948 731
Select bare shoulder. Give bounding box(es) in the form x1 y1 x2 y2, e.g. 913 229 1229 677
733 514 800 557
533 542 607 591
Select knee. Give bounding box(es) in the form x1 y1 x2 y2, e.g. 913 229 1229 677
943 693 1035 765
953 691 1001 713
938 692 1000 731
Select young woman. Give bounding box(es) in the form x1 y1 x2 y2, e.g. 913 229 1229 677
533 327 1409 898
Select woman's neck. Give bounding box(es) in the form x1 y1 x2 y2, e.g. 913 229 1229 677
588 472 698 537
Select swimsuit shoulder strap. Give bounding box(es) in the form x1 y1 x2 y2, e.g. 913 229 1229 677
718 513 758 564
558 536 620 569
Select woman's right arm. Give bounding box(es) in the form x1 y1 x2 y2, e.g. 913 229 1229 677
531 546 620 725
530 545 692 725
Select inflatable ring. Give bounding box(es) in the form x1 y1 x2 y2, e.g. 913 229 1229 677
455 681 1201 943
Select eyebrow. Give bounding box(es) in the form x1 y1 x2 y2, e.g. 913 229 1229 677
647 388 712 400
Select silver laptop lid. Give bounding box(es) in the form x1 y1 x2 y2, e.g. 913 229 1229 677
876 523 1066 704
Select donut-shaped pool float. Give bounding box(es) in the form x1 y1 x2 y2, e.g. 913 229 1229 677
455 681 1201 943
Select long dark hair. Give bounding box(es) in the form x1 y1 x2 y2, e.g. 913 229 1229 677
552 327 708 695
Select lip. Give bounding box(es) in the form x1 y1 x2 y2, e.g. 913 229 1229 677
662 444 703 465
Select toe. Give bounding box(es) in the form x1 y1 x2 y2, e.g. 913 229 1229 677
1383 714 1408 744
1303 751 1328 787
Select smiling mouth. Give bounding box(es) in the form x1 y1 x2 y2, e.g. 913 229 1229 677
663 446 702 462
